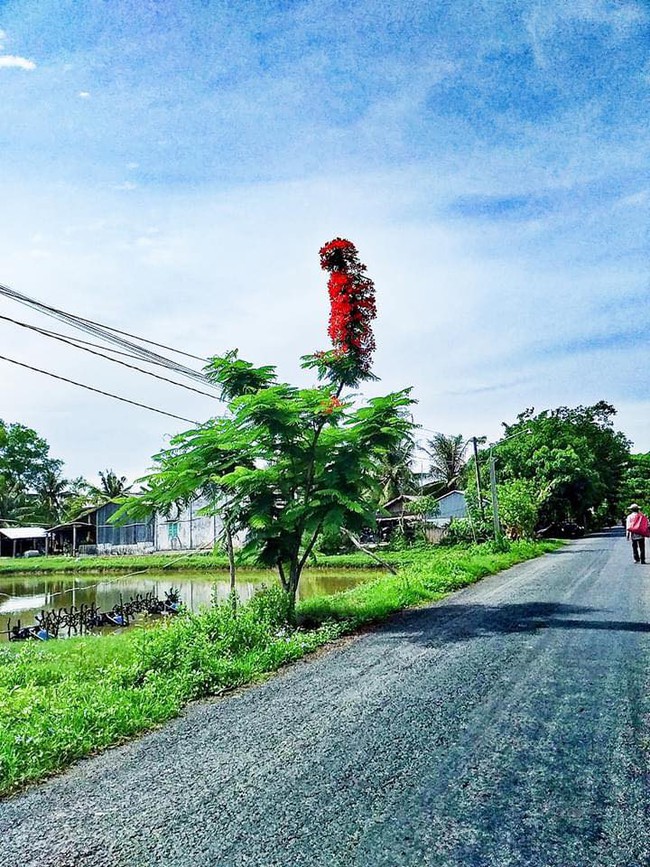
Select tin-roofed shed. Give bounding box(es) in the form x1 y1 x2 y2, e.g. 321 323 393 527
0 527 48 558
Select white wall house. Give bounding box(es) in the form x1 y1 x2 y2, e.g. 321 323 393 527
153 495 224 552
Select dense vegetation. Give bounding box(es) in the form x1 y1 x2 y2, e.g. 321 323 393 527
438 402 639 540
0 540 559 795
0 418 129 527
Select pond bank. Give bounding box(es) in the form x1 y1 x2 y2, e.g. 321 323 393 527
0 550 402 576
0 540 562 796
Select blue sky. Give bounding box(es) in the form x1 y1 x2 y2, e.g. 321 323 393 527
1 0 649 481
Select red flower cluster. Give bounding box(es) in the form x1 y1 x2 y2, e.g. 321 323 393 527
320 395 344 415
319 238 376 377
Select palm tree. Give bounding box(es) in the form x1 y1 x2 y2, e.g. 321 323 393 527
377 435 418 504
92 469 130 501
0 477 32 526
35 468 71 524
424 433 468 495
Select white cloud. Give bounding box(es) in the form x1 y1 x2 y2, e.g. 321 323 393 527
616 189 650 209
0 54 36 70
78 91 90 98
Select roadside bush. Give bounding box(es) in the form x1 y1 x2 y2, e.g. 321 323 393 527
313 526 356 556
498 479 540 539
441 517 491 545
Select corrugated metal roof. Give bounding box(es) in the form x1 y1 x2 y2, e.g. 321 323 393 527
48 522 95 531
0 527 47 540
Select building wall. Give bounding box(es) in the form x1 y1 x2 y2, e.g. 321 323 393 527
432 491 468 521
154 496 223 551
423 525 449 544
95 502 155 550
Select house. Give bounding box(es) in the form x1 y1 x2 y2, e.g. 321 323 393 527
153 495 223 551
428 490 468 525
377 490 468 544
0 527 48 557
92 501 155 554
53 501 156 555
59 496 223 555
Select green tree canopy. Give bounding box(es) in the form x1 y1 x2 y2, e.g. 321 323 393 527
0 419 71 525
615 452 650 518
482 402 631 528
0 420 62 493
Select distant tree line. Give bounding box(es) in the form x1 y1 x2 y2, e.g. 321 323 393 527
421 402 644 539
3 397 648 545
0 418 129 527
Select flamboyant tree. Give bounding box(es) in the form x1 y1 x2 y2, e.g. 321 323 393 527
118 239 414 611
318 237 377 384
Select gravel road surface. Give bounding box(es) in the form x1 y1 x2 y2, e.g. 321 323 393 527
2 528 649 866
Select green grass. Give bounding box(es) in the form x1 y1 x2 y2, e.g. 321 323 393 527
0 540 561 796
299 540 562 626
0 552 233 575
0 548 419 576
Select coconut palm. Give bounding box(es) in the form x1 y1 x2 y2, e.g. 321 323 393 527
424 433 468 495
0 477 32 526
35 468 71 524
91 469 130 501
377 435 418 504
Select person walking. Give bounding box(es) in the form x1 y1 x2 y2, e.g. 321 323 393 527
625 503 649 564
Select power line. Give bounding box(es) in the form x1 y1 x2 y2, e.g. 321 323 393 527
0 283 215 387
0 313 220 400
0 353 198 424
0 283 206 361
2 320 170 363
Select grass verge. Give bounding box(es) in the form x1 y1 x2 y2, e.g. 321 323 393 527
0 540 561 796
0 549 412 576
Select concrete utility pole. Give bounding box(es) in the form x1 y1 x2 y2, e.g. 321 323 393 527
487 427 533 544
472 437 485 519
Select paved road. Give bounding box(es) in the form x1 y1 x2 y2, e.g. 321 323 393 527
2 529 650 866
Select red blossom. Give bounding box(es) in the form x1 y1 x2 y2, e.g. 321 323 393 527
320 395 344 415
319 237 376 378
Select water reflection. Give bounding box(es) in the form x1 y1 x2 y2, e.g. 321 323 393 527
0 568 379 640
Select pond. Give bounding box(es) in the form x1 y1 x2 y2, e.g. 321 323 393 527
0 568 380 641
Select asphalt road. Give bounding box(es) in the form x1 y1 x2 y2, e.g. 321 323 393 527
2 528 649 867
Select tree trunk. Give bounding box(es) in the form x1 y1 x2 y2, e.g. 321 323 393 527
287 562 301 625
277 558 301 625
277 560 290 593
342 528 398 575
225 525 237 612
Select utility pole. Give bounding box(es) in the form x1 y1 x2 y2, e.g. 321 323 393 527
489 448 501 542
472 437 484 519
487 427 532 544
